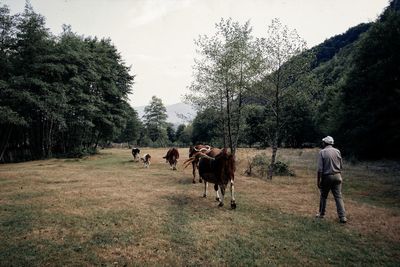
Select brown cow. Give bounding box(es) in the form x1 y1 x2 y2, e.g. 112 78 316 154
188 144 212 183
140 153 151 168
184 148 236 209
163 148 179 170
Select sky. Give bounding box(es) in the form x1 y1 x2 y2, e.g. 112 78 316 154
2 0 390 107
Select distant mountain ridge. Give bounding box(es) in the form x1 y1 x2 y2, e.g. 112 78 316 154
135 102 196 125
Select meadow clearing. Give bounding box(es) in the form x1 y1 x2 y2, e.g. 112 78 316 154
0 147 399 266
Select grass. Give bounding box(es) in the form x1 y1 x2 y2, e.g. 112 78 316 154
0 147 399 266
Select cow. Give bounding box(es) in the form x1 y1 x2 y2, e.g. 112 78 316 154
132 147 140 161
163 148 179 170
184 148 236 209
188 145 212 183
140 153 151 168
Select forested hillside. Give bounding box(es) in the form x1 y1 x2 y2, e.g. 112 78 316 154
311 0 400 158
189 0 399 160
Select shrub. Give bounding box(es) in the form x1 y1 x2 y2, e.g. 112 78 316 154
271 161 295 176
246 153 295 178
64 147 98 158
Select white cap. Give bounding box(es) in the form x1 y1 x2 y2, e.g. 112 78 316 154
322 136 334 145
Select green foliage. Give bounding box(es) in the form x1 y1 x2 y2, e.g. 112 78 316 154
115 106 141 145
0 4 135 162
175 124 192 146
336 3 400 159
240 105 267 147
248 153 294 177
249 153 269 177
271 161 295 176
63 146 98 158
186 18 260 153
143 96 168 146
191 108 220 145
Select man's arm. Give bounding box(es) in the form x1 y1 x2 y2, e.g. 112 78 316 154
317 172 322 188
317 151 323 188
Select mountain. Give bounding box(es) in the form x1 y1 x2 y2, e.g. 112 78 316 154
135 102 196 125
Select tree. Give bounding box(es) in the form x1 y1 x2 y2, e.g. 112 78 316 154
0 3 24 161
191 108 220 145
166 123 176 144
10 2 63 159
0 3 135 162
186 18 262 154
175 124 192 146
252 18 310 179
115 106 141 145
143 96 168 146
240 104 267 147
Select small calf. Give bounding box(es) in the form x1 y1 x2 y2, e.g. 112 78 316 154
140 153 151 168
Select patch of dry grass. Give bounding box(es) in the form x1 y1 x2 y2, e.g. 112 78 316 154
0 147 399 266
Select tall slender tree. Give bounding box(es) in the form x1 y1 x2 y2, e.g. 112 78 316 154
143 96 168 146
186 18 261 154
253 18 310 179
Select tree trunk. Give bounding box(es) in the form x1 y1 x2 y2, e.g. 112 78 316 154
267 71 281 180
225 85 234 154
267 133 278 179
232 64 244 156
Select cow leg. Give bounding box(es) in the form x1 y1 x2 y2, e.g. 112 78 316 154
197 162 202 183
173 161 177 170
230 179 236 209
203 181 208 198
217 185 225 207
214 184 220 202
192 162 196 183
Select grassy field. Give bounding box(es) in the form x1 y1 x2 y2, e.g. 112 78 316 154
0 148 399 266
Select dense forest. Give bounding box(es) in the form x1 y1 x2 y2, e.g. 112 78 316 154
0 3 139 162
1 1 399 163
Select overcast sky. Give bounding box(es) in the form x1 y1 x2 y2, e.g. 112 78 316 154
2 0 389 107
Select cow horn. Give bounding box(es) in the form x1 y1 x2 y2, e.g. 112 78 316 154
183 157 196 169
196 152 214 161
183 152 215 169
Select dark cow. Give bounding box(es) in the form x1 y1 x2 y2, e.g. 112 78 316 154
163 148 180 170
188 145 212 183
132 147 140 161
140 153 151 168
184 148 236 209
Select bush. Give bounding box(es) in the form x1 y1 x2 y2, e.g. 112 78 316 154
63 147 98 158
246 153 295 178
271 161 295 176
245 153 269 178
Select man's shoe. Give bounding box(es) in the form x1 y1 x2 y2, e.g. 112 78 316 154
339 217 347 223
315 213 325 219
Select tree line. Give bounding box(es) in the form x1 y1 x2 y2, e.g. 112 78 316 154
0 3 136 162
1 1 399 163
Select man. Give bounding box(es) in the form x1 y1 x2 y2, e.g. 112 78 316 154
316 136 347 223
